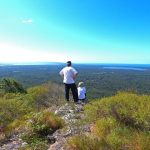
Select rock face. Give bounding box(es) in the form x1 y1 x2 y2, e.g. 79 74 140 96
48 103 91 150
0 134 27 150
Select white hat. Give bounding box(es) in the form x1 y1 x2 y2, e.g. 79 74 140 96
78 82 84 87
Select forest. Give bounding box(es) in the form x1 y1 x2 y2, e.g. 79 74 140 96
0 64 150 99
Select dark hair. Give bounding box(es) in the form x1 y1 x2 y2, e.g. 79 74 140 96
67 61 72 66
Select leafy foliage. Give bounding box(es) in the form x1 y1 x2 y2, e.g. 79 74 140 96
0 78 26 94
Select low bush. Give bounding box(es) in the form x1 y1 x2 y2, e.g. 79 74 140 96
67 92 150 150
22 110 64 150
27 82 64 110
0 97 31 131
0 81 64 146
30 110 64 135
67 135 103 150
0 78 26 94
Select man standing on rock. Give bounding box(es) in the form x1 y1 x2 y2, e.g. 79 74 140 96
59 61 78 103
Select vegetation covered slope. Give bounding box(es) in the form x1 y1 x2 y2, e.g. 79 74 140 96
67 92 150 150
0 79 65 149
1 78 150 150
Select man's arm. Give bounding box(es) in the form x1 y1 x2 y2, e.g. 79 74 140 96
59 69 64 78
73 72 78 80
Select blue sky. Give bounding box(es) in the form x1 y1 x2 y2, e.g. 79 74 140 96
0 0 150 64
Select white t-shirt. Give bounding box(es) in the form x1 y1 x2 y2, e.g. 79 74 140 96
59 66 78 84
78 87 86 99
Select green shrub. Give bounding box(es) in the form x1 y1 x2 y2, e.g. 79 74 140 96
0 97 30 130
21 133 48 150
30 110 64 136
21 110 64 149
0 78 26 94
0 81 64 145
27 82 64 110
67 92 150 150
85 92 150 131
106 127 132 149
93 118 118 138
67 135 103 150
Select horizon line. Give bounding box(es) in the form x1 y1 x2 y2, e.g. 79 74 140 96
0 61 150 65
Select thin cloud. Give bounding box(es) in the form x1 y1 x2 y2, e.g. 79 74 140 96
22 19 33 24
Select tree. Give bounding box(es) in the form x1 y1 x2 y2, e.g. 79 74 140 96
0 78 26 94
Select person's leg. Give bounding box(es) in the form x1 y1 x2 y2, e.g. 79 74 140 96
65 84 70 101
70 83 78 102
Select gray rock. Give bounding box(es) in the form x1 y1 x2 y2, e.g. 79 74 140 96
48 103 89 150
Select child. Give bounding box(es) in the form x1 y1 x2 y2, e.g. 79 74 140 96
78 82 86 102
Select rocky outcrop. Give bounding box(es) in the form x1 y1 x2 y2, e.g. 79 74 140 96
0 134 27 150
48 103 91 150
0 102 90 150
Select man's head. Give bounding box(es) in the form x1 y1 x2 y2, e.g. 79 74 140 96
67 61 72 67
